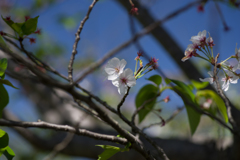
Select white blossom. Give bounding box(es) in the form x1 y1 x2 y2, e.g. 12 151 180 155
104 57 126 80
190 30 207 45
235 44 240 61
222 61 239 72
112 68 136 95
199 71 214 84
181 44 196 62
221 72 239 91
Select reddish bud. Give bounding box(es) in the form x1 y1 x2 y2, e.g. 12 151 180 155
197 5 204 12
0 31 6 36
130 5 138 15
5 16 11 21
25 16 30 22
29 38 36 44
135 51 143 60
163 96 170 103
34 28 41 35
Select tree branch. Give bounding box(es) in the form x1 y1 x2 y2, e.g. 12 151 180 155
68 0 99 84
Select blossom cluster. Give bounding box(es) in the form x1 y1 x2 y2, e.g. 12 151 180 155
182 30 240 91
104 57 136 95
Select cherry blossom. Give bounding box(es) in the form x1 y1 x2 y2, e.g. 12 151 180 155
206 33 214 47
221 72 239 91
235 45 240 61
199 71 215 84
112 68 136 95
222 61 239 72
181 44 198 62
190 30 207 46
104 57 126 80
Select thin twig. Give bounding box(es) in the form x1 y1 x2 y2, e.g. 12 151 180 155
215 2 229 31
73 0 202 84
5 37 68 80
142 107 184 131
68 0 99 84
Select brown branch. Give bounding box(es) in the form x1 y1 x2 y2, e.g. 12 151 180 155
213 54 238 131
68 0 99 84
0 119 128 145
5 37 68 81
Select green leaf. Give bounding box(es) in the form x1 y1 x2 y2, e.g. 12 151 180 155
3 146 15 160
11 23 24 37
168 79 201 135
185 105 201 135
22 16 39 35
1 16 15 30
168 78 195 102
147 75 162 86
96 145 121 160
0 58 7 76
0 129 9 149
135 84 159 123
196 90 228 123
0 79 18 89
191 80 209 90
0 35 7 49
0 84 9 118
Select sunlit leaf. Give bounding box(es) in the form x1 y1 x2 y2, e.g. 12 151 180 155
0 58 7 76
135 84 159 123
96 145 121 160
0 129 9 149
191 80 209 90
3 146 15 160
147 75 162 86
196 90 228 123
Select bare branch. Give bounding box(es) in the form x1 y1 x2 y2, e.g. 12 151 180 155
213 54 238 131
0 119 128 145
68 0 99 84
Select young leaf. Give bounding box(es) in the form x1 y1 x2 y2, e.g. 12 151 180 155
0 84 9 118
168 78 195 102
135 84 159 123
0 79 18 89
3 146 15 160
96 145 121 160
0 129 9 149
22 16 39 35
11 23 24 37
168 79 201 135
191 80 209 90
0 58 7 76
147 75 162 86
196 90 228 123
